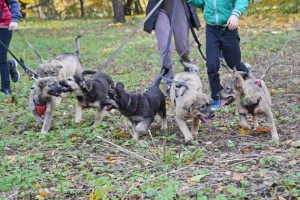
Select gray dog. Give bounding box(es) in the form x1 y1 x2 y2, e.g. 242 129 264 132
29 77 62 133
36 35 84 103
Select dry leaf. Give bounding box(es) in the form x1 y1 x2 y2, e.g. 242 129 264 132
285 140 293 145
232 172 244 180
239 128 251 135
241 147 251 154
189 174 207 183
254 126 271 133
166 100 173 107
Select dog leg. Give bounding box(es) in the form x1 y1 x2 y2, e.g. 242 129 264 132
93 107 106 125
161 117 167 130
252 115 259 129
176 116 193 143
135 118 152 140
131 121 138 139
239 113 251 130
32 110 44 125
265 108 279 139
74 103 82 123
191 117 200 135
41 108 54 133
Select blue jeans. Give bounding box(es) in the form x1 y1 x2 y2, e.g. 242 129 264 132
0 28 13 90
206 24 248 100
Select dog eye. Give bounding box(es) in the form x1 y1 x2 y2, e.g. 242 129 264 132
200 105 205 110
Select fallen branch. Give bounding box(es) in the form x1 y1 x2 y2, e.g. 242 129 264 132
96 136 154 163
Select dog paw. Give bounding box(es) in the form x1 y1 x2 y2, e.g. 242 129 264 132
184 135 194 143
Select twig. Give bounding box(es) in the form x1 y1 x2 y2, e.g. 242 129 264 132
142 140 159 160
96 136 154 163
121 184 135 200
163 138 166 162
147 128 158 153
7 191 19 199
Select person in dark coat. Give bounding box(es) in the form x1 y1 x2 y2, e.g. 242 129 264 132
0 0 22 95
144 0 201 97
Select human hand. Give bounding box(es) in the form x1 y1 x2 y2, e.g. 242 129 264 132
8 22 18 30
227 15 238 30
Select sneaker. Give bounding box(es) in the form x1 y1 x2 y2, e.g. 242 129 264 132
1 88 11 95
9 59 20 83
165 86 171 98
210 99 222 111
244 63 251 73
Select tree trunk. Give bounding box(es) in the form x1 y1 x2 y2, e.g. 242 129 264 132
79 0 84 17
113 0 126 23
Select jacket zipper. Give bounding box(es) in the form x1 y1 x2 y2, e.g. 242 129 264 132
213 0 219 25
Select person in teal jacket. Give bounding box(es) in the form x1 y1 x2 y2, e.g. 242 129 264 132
187 0 250 110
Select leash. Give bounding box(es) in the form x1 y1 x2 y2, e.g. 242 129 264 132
0 41 39 81
15 30 47 64
183 2 206 60
260 22 300 80
91 0 164 80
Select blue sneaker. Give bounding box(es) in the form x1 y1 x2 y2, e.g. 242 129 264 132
245 63 251 73
210 99 222 111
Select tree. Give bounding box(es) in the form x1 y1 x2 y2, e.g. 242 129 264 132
113 0 125 23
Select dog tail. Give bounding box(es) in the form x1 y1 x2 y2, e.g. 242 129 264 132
153 67 169 88
180 60 199 74
82 70 96 77
74 35 83 56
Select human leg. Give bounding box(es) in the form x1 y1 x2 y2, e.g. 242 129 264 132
221 29 249 73
155 11 174 87
173 0 191 63
205 25 223 101
0 29 13 95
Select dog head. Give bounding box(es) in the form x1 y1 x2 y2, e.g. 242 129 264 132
32 77 62 97
37 60 63 78
102 82 125 111
182 90 215 123
219 67 245 106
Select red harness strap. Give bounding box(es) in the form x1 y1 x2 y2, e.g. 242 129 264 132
36 104 46 116
255 80 262 87
243 97 262 114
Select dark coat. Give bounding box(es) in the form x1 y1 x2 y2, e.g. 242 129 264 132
143 0 201 34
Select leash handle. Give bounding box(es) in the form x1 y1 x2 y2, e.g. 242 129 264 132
16 30 47 64
0 41 39 80
91 0 164 79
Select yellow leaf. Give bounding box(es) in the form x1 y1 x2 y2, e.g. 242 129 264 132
189 174 207 183
239 128 250 135
71 137 77 141
35 195 45 200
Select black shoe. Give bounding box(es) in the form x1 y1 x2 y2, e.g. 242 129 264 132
1 88 11 95
9 59 20 83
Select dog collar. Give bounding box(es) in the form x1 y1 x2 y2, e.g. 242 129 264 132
33 98 47 116
122 94 139 116
243 97 262 114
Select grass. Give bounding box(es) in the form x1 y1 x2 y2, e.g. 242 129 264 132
1 12 300 199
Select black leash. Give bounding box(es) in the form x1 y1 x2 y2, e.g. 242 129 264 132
16 29 46 64
0 41 39 80
91 0 164 80
183 2 206 61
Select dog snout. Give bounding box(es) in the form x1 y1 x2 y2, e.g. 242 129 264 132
209 111 215 118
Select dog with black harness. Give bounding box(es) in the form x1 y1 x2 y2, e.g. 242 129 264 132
170 60 215 143
50 70 115 126
101 70 168 140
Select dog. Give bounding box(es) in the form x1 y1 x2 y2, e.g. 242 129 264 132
50 71 114 125
36 35 84 103
29 77 62 133
170 61 215 143
219 67 279 139
101 72 167 140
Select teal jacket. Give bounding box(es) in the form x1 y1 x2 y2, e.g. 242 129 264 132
187 0 248 27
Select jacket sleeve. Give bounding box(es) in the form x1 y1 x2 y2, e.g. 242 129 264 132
7 0 22 22
232 0 249 18
186 0 205 9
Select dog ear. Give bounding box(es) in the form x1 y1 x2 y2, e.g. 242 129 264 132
233 72 244 91
37 79 47 88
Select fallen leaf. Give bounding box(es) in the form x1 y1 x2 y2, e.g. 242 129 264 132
239 128 251 135
285 140 293 145
241 147 251 154
254 126 270 133
189 174 208 183
289 159 298 165
166 100 173 107
232 172 244 181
